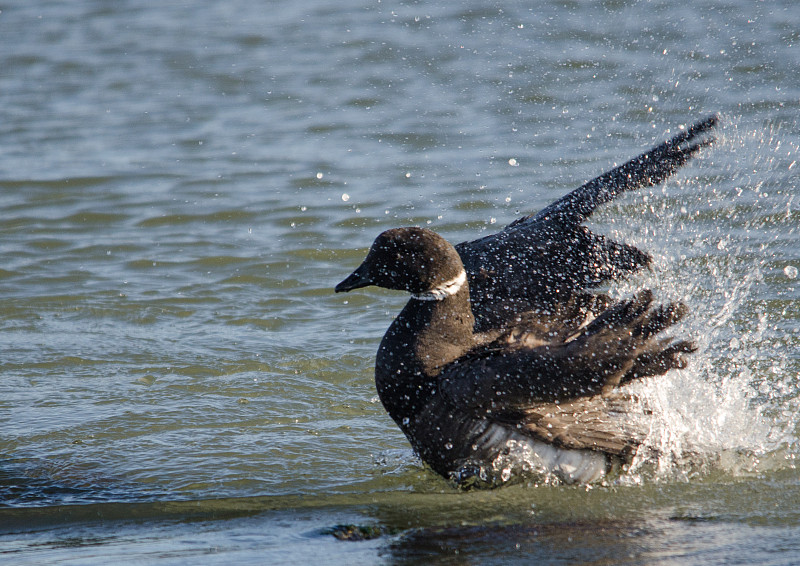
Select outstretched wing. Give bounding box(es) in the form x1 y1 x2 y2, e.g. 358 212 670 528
520 114 718 230
456 115 718 331
438 291 694 455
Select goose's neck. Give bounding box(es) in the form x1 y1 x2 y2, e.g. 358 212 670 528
375 282 474 417
410 269 467 302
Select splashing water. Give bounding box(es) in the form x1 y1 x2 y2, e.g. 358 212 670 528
486 117 800 487
615 116 800 483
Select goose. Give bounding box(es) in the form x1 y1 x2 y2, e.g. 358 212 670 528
336 116 717 487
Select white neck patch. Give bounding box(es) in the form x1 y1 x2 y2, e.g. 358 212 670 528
411 269 467 301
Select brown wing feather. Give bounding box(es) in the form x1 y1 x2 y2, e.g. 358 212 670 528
512 393 648 458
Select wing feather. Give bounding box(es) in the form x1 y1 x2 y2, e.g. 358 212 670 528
456 116 718 331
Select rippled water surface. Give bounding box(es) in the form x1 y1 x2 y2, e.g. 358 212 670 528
1 0 799 563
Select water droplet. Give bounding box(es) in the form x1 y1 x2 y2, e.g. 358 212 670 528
341 193 350 202
784 265 798 279
444 442 453 450
508 158 518 166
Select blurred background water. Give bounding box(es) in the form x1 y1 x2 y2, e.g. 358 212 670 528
1 0 799 563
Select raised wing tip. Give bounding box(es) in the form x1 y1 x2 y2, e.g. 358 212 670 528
691 113 719 132
675 114 719 146
520 114 721 229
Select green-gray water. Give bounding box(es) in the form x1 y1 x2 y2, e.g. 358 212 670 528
1 1 799 563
